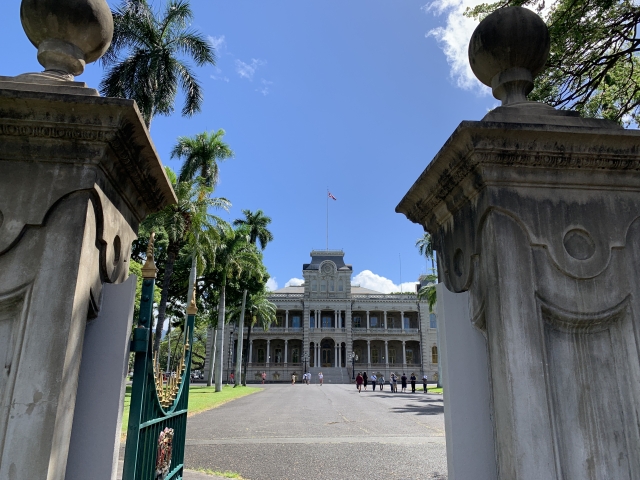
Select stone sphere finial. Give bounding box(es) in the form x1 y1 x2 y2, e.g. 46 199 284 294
468 7 549 105
20 0 114 79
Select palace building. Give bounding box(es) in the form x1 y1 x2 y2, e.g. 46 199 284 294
220 250 438 384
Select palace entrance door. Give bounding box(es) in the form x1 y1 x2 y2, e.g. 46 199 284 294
322 348 332 367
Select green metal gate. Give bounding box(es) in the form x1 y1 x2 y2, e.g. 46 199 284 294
123 236 197 480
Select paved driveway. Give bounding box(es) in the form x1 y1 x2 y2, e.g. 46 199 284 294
184 384 447 480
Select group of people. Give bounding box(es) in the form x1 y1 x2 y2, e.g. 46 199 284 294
355 371 429 393
291 372 323 385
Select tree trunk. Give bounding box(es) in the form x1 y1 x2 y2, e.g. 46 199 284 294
206 328 217 387
214 271 227 392
243 319 253 386
234 289 247 387
154 242 179 353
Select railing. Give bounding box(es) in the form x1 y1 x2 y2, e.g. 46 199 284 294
351 328 420 334
352 294 418 300
268 293 304 298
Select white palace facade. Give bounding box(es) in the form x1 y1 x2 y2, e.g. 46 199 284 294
224 250 438 384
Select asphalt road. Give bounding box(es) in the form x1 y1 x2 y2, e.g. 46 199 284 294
184 384 448 480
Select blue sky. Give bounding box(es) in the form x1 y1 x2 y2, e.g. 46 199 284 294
1 0 495 293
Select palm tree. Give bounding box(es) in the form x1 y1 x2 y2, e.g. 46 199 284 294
173 129 235 188
100 0 215 127
415 232 435 270
232 209 273 384
417 272 438 312
233 209 274 250
241 289 277 386
210 227 263 392
145 167 230 354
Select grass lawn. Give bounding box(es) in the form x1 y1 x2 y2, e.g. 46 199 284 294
121 384 261 440
427 387 443 394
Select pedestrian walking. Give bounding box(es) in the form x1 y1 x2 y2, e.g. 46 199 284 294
356 372 364 393
318 371 324 386
401 372 408 393
391 373 397 393
410 372 417 393
363 371 368 391
230 372 235 385
422 373 428 393
379 374 385 391
261 371 266 384
291 373 296 385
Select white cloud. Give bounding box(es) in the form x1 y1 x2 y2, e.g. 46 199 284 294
266 277 278 291
352 270 419 294
256 78 273 96
208 35 226 51
423 0 487 93
285 278 305 287
211 67 230 83
235 58 266 81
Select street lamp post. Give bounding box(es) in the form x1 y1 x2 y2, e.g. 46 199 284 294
350 353 358 380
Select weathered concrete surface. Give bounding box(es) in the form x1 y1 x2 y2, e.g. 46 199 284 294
66 278 137 480
397 8 640 478
437 286 496 480
0 85 174 479
183 384 447 480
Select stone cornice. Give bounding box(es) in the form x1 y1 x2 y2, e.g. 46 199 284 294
396 120 640 232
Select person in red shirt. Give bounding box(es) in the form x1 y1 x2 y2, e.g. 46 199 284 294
356 372 364 393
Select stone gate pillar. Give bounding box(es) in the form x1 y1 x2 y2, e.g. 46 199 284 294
0 1 175 478
397 7 640 479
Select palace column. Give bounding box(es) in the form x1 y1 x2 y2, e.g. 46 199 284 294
402 340 407 368
367 340 371 367
334 309 338 328
285 310 289 333
284 340 288 365
400 311 405 331
385 341 389 365
266 340 270 366
384 311 388 330
334 344 338 367
366 310 370 331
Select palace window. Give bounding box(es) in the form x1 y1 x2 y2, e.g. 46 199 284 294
321 281 326 292
338 280 344 291
430 313 437 329
389 348 397 364
432 346 438 364
257 349 265 363
312 280 317 291
353 316 361 328
276 315 283 326
372 347 379 363
310 316 315 329
404 317 411 329
292 348 299 363
370 316 378 327
330 280 335 291
322 316 332 328
406 349 414 364
292 316 301 328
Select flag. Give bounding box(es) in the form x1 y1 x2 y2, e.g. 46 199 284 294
328 192 337 201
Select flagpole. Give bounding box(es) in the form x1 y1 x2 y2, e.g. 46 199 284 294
326 187 329 250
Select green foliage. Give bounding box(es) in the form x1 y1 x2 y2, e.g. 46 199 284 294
173 129 235 188
101 0 216 127
466 0 640 125
417 272 438 312
233 209 274 251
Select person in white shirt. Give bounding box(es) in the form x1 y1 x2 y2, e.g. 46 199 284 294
422 373 428 393
318 371 323 385
370 373 377 391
